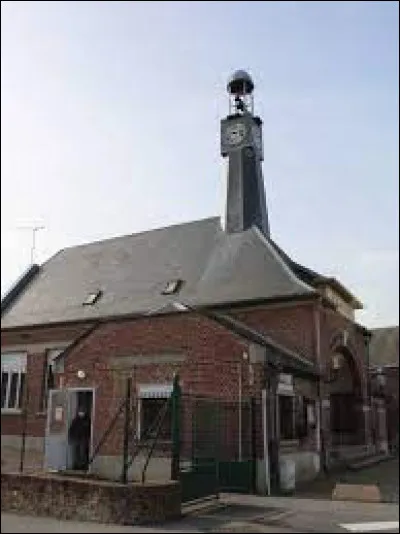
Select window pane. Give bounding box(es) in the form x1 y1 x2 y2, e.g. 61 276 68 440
47 366 55 390
141 398 171 440
1 372 9 409
295 396 308 438
8 373 19 409
279 395 295 440
18 373 26 409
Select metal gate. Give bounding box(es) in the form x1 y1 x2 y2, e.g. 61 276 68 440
178 394 256 503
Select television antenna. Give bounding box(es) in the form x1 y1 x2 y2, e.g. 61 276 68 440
16 225 45 265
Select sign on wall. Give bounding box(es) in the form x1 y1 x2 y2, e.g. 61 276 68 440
277 373 294 395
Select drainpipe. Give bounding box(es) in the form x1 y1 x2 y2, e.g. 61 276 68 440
364 331 373 452
266 364 280 493
262 387 271 495
314 297 328 474
365 332 372 406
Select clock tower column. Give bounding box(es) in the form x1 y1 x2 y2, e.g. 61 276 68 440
221 70 270 237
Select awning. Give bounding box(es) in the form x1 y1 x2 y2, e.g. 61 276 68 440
138 384 173 398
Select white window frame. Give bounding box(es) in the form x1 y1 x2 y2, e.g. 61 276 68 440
1 352 27 413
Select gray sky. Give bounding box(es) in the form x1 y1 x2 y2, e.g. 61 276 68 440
1 1 398 328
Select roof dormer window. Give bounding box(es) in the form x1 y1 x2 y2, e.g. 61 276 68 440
161 279 183 295
83 291 102 306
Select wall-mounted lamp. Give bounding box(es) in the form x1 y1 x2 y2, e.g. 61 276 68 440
77 370 86 380
325 354 343 384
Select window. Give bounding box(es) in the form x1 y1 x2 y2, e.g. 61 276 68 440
279 394 296 440
40 349 65 411
83 290 102 306
1 353 27 411
295 396 308 439
140 398 172 440
279 394 311 441
161 279 183 295
138 384 173 441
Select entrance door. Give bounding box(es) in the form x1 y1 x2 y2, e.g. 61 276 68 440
45 388 94 472
44 389 69 471
66 389 94 470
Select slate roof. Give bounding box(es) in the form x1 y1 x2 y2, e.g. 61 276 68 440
369 326 399 367
1 217 316 329
269 240 363 309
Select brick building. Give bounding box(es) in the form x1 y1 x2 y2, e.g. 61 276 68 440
1 71 385 495
368 326 399 453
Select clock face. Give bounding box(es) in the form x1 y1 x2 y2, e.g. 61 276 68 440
224 122 247 146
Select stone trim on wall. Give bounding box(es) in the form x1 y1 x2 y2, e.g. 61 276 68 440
110 353 186 369
1 341 72 354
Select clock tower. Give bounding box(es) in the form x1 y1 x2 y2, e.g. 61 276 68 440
221 70 269 237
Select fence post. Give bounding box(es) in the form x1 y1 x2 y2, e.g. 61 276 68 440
250 397 257 493
171 373 181 481
121 376 132 484
19 385 29 473
269 371 281 493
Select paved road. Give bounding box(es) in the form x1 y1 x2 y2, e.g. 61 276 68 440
2 458 399 533
293 456 399 503
2 495 399 533
218 494 399 533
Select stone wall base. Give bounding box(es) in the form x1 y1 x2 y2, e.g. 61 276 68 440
1 435 44 453
1 436 44 473
280 451 320 490
1 472 181 525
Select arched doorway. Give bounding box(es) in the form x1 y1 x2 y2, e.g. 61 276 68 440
329 348 363 447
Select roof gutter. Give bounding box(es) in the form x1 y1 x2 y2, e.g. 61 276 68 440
0 292 323 332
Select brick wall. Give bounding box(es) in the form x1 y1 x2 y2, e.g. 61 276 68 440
319 306 368 395
1 324 91 346
231 300 371 457
232 302 316 360
54 313 250 456
1 323 92 439
233 301 368 397
2 301 371 465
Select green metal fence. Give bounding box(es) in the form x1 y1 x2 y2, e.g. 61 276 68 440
175 386 258 503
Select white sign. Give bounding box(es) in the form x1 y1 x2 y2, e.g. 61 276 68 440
277 373 294 395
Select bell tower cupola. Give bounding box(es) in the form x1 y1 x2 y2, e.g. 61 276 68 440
221 70 269 237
